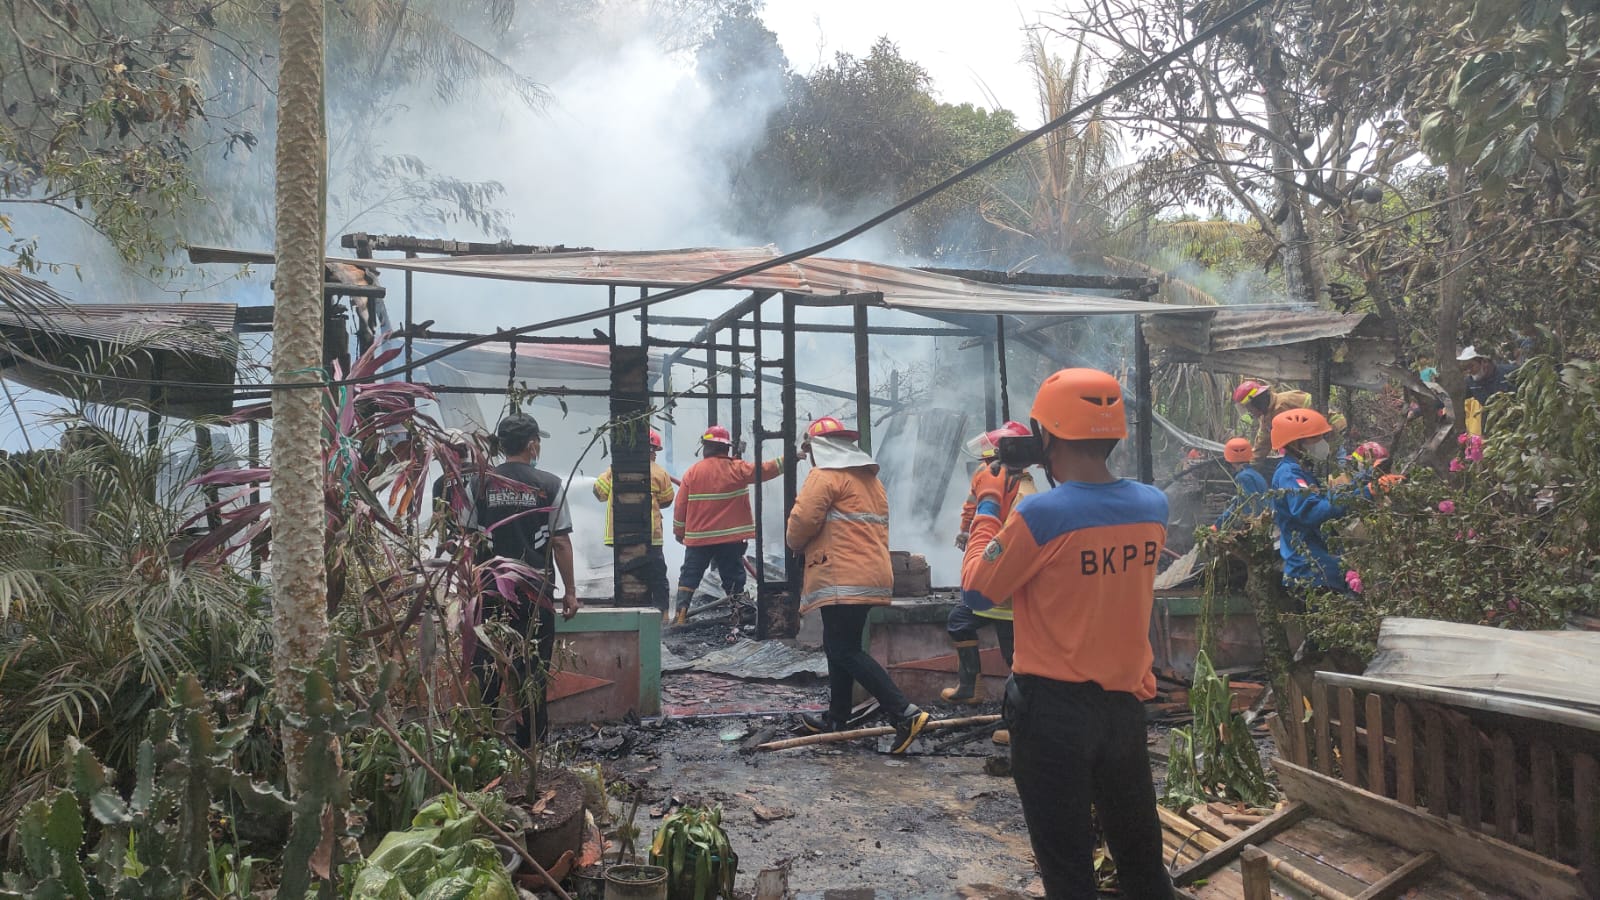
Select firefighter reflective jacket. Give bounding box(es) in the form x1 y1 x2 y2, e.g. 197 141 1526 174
961 479 1168 699
673 455 782 546
973 470 1037 622
787 465 893 614
592 462 676 546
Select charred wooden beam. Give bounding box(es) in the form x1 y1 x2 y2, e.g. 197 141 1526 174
917 266 1157 292
338 232 593 256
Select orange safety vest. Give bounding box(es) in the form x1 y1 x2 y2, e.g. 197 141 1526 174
673 455 782 546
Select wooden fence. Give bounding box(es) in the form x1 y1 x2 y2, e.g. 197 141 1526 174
1273 672 1599 895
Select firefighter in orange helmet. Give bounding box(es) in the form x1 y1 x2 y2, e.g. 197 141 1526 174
961 369 1174 899
788 416 930 753
671 424 782 624
1214 437 1268 529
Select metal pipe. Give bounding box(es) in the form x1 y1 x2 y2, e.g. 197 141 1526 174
853 300 872 451
671 356 898 407
731 320 743 449
641 315 971 338
781 293 800 596
981 338 998 431
995 314 1011 423
752 294 766 588
1135 315 1155 484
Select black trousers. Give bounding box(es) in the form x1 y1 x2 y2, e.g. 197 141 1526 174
677 540 747 597
945 605 1015 668
1007 676 1173 900
472 601 557 749
820 604 911 723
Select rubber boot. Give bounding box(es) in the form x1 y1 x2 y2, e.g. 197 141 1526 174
939 642 983 704
991 729 1010 746
667 587 693 625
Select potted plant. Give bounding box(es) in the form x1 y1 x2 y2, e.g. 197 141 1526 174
648 805 738 900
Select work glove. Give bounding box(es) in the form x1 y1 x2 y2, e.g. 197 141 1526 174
969 465 1020 521
955 532 969 550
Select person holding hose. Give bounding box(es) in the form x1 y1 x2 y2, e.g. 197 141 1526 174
671 425 782 624
789 416 930 754
961 369 1173 899
1269 408 1359 597
593 427 676 615
1234 380 1346 463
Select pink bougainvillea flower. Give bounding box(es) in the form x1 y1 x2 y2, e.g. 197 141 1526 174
1438 500 1457 514
1345 569 1364 594
1462 434 1485 462
1466 529 1478 539
1508 597 1521 612
1449 458 1464 472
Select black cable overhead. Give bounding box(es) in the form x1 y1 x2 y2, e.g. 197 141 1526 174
18 0 1272 396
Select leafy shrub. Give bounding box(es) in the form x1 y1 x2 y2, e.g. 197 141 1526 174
1306 357 1600 657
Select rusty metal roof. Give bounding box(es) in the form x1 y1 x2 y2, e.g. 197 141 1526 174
0 302 241 417
1143 305 1387 354
185 245 1201 317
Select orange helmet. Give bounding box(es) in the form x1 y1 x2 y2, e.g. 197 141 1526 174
648 428 664 451
1271 408 1332 451
1223 437 1254 463
1351 441 1388 465
1233 380 1269 406
806 416 859 442
1030 368 1127 440
701 425 732 445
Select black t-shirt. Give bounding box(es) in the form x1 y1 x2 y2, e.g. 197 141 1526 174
476 461 573 573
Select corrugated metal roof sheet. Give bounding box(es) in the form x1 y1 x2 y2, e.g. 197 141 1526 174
333 247 1198 317
0 302 240 355
1143 306 1385 354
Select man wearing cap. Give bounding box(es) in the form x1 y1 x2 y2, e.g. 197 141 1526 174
671 425 782 623
474 412 578 748
593 428 676 615
1233 380 1347 463
1456 345 1515 435
789 416 930 753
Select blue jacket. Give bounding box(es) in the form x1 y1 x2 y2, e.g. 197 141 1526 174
1215 465 1268 529
1271 457 1347 590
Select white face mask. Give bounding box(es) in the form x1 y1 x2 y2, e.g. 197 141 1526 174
1304 440 1331 461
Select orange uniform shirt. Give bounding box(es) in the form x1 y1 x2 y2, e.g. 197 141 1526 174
961 479 1169 699
673 455 782 546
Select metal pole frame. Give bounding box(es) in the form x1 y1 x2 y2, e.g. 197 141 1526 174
781 293 800 597
995 314 1011 424
981 338 998 431
853 299 873 452
1134 314 1155 484
752 295 766 588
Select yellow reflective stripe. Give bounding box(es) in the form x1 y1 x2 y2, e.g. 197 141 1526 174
687 487 750 501
684 524 755 539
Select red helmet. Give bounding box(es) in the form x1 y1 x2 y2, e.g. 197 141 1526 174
1351 441 1388 465
1223 437 1254 464
1233 380 1269 406
969 421 1032 459
806 416 859 441
701 425 732 445
648 428 664 451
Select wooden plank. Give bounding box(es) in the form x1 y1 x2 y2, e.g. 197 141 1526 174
1573 753 1597 900
1492 730 1518 841
1261 838 1368 898
1254 843 1356 900
1241 846 1272 900
1424 708 1449 818
1184 804 1240 840
1173 802 1312 885
1272 758 1587 900
1273 818 1411 884
1159 806 1223 852
1531 741 1558 857
1318 672 1600 736
1339 687 1360 786
1314 679 1333 775
1455 713 1481 831
1286 676 1308 766
1365 693 1387 796
1394 701 1416 807
1353 852 1438 900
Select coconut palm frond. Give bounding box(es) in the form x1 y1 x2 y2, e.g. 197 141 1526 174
338 0 550 109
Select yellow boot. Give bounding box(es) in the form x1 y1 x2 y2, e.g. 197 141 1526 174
991 729 1010 746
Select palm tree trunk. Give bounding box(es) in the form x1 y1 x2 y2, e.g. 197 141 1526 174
272 0 330 794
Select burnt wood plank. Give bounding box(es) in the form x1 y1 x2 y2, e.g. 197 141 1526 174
1574 752 1597 900
1455 713 1481 831
1491 730 1518 842
1425 707 1449 818
1532 741 1558 857
1352 852 1438 900
1172 802 1312 885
